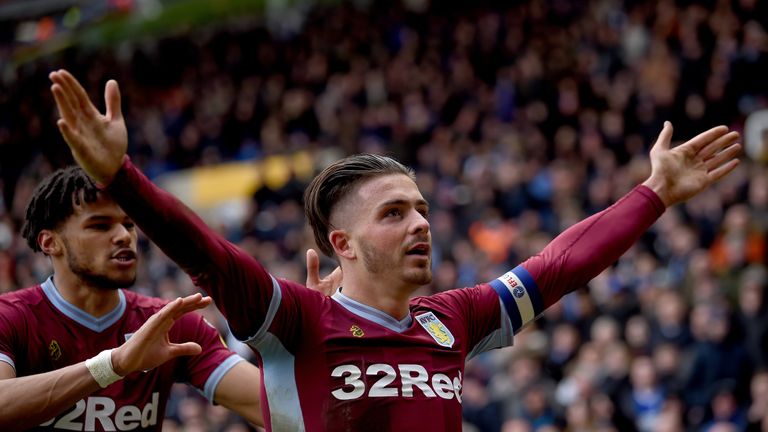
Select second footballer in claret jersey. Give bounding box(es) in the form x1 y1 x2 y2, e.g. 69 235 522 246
0 280 242 431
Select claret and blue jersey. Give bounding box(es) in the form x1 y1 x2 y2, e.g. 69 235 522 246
240 265 542 431
0 278 243 431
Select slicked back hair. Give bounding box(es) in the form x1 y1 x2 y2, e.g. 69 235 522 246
22 166 102 253
304 154 415 257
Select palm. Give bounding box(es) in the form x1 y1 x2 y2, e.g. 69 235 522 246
644 122 741 207
111 295 210 376
50 70 127 184
651 146 707 200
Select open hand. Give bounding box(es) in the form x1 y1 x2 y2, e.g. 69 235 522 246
642 121 741 207
50 69 127 185
110 294 212 376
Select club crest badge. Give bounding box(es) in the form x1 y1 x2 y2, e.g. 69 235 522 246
48 340 62 361
416 312 455 348
350 325 365 337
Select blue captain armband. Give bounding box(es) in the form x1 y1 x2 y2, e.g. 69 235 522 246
489 266 544 334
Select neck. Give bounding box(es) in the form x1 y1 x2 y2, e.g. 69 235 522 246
340 269 415 320
52 269 120 318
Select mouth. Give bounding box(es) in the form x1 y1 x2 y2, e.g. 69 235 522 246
405 243 431 257
110 249 137 265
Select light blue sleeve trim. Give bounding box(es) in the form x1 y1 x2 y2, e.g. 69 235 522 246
203 354 245 403
0 353 15 372
237 276 282 345
467 298 514 361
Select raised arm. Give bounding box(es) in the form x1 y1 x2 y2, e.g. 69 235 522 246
496 123 741 322
49 70 278 338
0 294 211 430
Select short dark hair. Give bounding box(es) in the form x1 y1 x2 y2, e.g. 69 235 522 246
22 166 102 253
304 154 415 257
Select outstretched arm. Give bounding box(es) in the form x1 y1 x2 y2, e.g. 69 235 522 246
50 69 278 338
0 294 211 430
494 123 741 329
50 70 336 339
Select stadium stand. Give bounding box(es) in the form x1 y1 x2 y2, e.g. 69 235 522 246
1 0 767 430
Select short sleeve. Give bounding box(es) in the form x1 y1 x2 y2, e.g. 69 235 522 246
172 312 243 402
0 298 25 372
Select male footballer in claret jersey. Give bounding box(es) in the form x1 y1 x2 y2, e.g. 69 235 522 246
0 165 261 431
50 68 741 431
0 166 338 431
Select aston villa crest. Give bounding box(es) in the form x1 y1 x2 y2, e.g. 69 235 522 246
415 312 455 348
48 340 62 361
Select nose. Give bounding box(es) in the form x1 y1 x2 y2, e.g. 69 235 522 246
410 209 430 235
112 224 133 245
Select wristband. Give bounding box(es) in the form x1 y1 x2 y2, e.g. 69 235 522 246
85 349 123 388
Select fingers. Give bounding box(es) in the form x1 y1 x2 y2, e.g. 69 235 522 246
174 294 212 316
698 131 740 160
306 249 320 287
56 119 79 147
707 158 740 183
49 70 98 124
50 70 99 122
168 342 203 358
56 70 94 114
327 267 342 292
150 294 208 325
51 83 77 126
105 80 123 121
683 125 729 153
652 121 674 152
705 143 742 172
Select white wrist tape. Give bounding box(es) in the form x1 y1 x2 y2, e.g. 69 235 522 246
85 349 123 388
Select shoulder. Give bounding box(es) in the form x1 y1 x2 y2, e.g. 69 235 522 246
409 284 501 324
0 285 46 313
410 284 495 310
275 276 328 306
0 286 46 338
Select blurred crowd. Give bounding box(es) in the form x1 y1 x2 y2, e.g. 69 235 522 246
1 0 768 430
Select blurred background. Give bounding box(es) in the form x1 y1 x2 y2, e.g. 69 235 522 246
1 0 767 430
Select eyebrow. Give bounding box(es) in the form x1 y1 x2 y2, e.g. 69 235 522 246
377 199 430 209
82 215 132 223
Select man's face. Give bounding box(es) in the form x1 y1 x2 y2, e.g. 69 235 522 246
339 174 432 288
54 194 138 289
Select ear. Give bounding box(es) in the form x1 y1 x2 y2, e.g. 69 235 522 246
38 230 62 256
329 229 355 260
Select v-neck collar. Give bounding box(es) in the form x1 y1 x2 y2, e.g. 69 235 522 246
332 288 413 333
41 276 126 333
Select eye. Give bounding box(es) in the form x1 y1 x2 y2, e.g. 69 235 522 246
123 222 136 231
385 208 402 218
89 223 110 231
417 208 429 218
